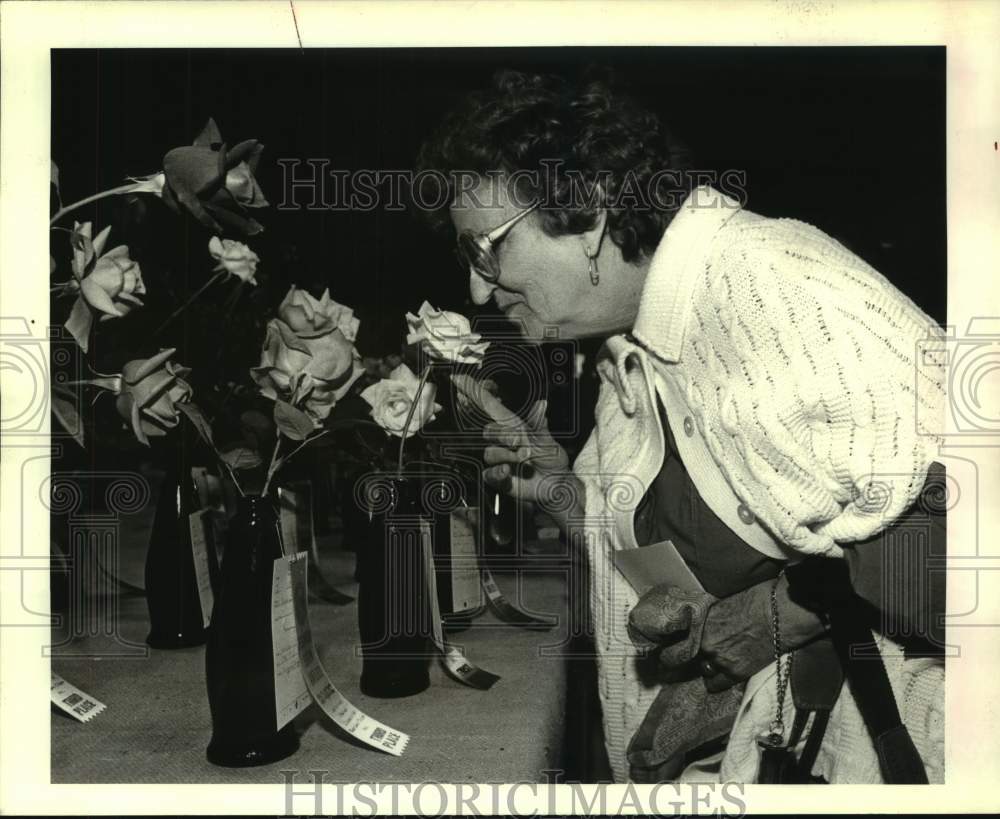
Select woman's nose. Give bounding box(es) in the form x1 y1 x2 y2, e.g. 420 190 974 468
469 272 497 306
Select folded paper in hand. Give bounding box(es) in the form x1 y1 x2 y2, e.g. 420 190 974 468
613 540 705 596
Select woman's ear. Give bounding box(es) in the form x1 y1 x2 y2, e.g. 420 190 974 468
581 207 608 259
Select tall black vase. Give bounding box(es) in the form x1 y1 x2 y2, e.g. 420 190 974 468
205 494 299 767
144 444 213 649
357 475 433 698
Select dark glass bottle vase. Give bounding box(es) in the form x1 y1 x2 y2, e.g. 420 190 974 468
357 475 433 698
205 495 299 767
145 446 214 649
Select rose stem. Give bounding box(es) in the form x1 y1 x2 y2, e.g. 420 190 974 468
49 182 146 226
148 270 228 341
60 376 122 392
396 364 432 479
274 430 329 475
212 280 244 373
260 434 284 498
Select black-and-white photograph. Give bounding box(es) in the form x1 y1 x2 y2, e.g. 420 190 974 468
2 2 999 815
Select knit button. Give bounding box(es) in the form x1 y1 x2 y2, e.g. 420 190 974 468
683 416 695 437
737 503 755 525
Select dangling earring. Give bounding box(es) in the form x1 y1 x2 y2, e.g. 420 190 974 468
588 255 600 286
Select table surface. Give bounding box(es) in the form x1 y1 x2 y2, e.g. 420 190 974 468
50 538 574 785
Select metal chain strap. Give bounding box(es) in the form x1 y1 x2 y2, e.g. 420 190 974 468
768 571 793 738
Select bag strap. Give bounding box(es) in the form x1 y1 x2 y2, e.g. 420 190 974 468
786 558 928 784
827 600 929 783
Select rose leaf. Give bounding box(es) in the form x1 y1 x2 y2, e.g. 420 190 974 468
273 400 314 441
52 393 84 448
220 446 263 471
176 401 214 447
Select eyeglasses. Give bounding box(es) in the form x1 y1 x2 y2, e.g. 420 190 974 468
454 202 540 284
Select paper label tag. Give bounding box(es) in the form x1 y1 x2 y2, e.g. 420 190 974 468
51 673 106 723
271 553 313 730
612 539 704 596
481 566 557 630
448 507 483 613
278 488 300 554
188 510 215 627
271 553 410 755
421 524 500 690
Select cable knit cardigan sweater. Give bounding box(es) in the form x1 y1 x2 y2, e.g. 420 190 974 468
573 186 946 782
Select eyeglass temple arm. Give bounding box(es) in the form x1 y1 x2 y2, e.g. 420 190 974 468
484 201 541 244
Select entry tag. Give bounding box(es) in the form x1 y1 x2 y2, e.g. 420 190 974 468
51 673 106 723
613 539 704 596
448 507 482 613
271 553 312 730
420 525 500 691
278 486 308 554
271 552 410 755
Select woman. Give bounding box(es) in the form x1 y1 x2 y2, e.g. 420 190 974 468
417 69 947 783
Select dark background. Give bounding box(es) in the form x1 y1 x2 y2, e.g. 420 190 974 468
51 46 947 457
52 46 946 353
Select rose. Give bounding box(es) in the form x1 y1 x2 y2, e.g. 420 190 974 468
361 364 442 438
278 286 359 342
63 221 146 352
161 117 267 236
114 348 193 446
406 300 489 365
208 236 259 285
250 318 363 424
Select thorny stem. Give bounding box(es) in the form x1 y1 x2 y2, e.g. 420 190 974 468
397 365 431 479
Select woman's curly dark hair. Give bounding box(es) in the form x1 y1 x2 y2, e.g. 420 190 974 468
416 68 695 264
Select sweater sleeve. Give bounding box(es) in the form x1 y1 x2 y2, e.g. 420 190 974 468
842 460 947 650
692 217 947 556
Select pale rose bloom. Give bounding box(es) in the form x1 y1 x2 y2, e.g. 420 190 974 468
361 363 442 439
405 300 489 365
63 222 146 352
278 286 359 342
208 236 260 285
114 348 193 446
250 318 362 424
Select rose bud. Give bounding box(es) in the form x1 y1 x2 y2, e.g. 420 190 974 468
63 221 146 352
208 236 259 285
161 117 268 236
114 348 194 446
361 363 442 438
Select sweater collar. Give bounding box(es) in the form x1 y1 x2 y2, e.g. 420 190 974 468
631 185 743 363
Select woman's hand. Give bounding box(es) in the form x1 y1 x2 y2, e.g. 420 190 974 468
627 575 827 693
699 574 827 692
482 398 586 531
450 373 582 531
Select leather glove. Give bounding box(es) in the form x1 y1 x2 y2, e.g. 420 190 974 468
700 574 827 692
627 584 718 682
628 577 827 693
